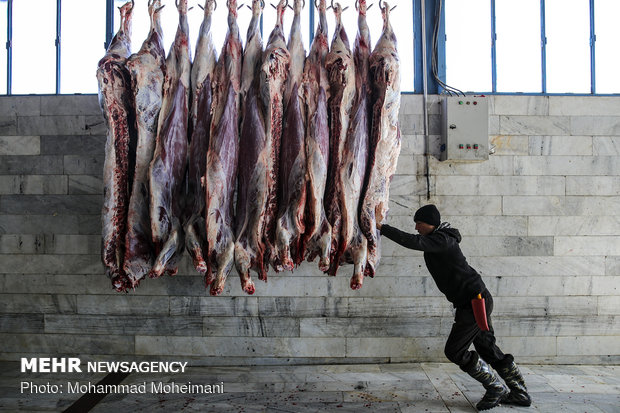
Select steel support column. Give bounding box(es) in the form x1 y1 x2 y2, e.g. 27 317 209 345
6 0 12 94
415 0 445 94
56 0 61 94
589 0 596 94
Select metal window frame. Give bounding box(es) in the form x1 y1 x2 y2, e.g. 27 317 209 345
589 0 595 94
540 0 547 93
106 0 114 50
56 0 61 94
415 0 444 94
6 0 12 94
439 0 614 96
490 0 496 93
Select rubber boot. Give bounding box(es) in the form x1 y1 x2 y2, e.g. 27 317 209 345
465 357 509 411
496 360 532 407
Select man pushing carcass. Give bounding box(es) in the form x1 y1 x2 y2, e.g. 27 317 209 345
377 204 531 411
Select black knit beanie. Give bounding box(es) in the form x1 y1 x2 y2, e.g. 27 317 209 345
414 204 441 227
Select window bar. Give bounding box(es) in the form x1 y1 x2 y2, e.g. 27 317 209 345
540 0 547 93
490 0 497 93
414 0 434 93
56 0 61 94
411 0 416 93
435 0 446 93
6 0 12 94
105 0 114 50
308 1 314 45
589 0 595 94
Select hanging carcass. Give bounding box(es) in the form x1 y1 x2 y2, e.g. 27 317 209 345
239 0 264 103
206 0 243 295
259 0 291 273
274 0 307 271
185 0 217 275
234 0 266 293
324 2 356 276
340 0 371 289
123 0 166 288
301 0 331 271
148 0 191 278
97 0 135 292
360 1 401 278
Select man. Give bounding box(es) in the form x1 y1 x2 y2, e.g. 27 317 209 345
378 204 531 411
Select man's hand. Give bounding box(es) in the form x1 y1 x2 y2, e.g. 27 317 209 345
376 221 382 230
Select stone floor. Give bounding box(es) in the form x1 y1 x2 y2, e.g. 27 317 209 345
1 362 618 412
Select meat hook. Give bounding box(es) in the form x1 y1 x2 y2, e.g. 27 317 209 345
270 0 287 9
356 0 372 11
118 0 134 11
378 0 396 11
330 0 346 11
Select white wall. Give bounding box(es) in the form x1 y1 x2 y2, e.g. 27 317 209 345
0 94 618 365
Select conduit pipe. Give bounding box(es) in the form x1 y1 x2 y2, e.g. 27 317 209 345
421 0 431 200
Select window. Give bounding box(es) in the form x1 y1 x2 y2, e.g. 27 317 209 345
0 0 618 95
61 0 106 94
495 0 540 92
545 0 590 93
594 0 620 93
445 0 492 93
12 0 56 94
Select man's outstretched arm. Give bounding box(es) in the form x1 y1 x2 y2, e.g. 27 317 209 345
380 224 450 252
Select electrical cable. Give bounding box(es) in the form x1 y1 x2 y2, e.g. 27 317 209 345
432 0 465 96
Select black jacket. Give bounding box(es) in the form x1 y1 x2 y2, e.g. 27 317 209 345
380 223 486 308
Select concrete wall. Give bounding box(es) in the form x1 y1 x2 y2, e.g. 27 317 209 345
0 94 618 365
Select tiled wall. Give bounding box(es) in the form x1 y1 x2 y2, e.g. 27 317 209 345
0 94 618 365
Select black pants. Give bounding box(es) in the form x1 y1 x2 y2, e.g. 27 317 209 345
444 289 509 371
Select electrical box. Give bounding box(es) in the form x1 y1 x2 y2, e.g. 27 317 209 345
440 96 489 161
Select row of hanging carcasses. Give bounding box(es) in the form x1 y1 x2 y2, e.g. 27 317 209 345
96 0 401 295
